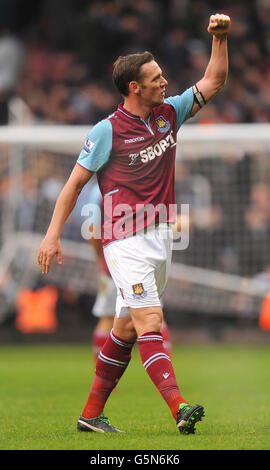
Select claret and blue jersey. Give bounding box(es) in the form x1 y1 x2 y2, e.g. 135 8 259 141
77 87 194 246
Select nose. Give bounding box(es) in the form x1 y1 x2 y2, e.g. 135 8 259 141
161 76 168 87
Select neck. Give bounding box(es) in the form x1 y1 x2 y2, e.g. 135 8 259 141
123 96 152 121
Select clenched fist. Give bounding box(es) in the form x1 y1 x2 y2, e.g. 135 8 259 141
207 13 231 38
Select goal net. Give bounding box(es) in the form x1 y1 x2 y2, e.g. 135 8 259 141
1 123 270 325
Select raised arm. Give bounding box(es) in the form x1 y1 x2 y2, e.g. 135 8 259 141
191 13 231 117
37 163 93 274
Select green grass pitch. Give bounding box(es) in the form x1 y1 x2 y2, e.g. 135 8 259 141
0 342 269 450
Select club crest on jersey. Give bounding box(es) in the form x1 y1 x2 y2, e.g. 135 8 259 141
83 138 95 153
132 283 147 298
156 115 170 133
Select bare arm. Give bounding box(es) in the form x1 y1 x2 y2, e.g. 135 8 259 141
37 163 93 274
191 13 231 117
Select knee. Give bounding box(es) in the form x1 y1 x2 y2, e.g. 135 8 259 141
130 307 163 337
124 318 137 342
113 317 137 343
144 310 162 333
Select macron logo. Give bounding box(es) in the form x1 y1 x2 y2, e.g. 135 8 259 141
163 372 170 379
124 136 145 144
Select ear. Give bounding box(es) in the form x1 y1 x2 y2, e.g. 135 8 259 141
129 80 140 95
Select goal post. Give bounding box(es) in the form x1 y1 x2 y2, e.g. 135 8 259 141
1 123 270 324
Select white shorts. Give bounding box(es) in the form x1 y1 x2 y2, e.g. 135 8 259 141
92 272 117 318
103 224 173 318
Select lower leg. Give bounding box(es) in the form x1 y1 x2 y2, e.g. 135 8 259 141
82 316 137 419
162 321 172 358
92 316 114 361
130 306 188 420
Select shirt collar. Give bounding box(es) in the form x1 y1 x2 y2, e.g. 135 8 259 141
117 103 152 122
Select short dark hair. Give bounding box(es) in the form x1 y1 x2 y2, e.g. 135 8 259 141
112 51 154 97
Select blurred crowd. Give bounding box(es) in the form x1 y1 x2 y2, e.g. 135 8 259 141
11 148 270 279
0 0 269 125
173 153 270 278
1 0 270 279
1 0 270 328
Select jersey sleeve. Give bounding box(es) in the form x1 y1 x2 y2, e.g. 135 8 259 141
165 87 194 131
77 119 112 172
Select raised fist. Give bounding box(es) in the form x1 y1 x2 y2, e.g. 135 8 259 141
207 14 231 38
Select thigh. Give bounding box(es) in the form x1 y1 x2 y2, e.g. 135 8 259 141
129 305 164 337
104 237 161 316
103 225 173 318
